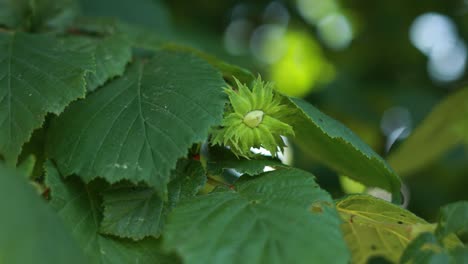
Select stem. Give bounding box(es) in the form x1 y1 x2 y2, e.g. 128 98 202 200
206 175 231 188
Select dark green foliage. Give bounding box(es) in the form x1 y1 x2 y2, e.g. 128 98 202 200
0 164 86 264
0 1 467 263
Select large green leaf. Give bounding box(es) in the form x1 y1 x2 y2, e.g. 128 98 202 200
0 32 94 163
100 159 206 240
288 98 402 202
47 51 226 196
0 164 86 264
164 168 350 264
61 35 132 91
336 195 429 263
388 87 468 176
44 161 180 264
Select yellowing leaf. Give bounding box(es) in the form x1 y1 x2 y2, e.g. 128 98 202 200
337 195 429 263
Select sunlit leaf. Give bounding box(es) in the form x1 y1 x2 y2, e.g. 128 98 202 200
336 195 429 263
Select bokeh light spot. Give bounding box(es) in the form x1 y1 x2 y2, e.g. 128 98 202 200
410 13 457 58
296 0 338 24
410 12 467 82
224 19 254 56
269 31 335 97
250 24 287 64
263 1 290 26
428 41 467 83
317 13 353 50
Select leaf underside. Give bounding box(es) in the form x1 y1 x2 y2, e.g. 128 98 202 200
289 98 402 202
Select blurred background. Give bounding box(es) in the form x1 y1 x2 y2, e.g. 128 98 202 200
81 0 468 221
